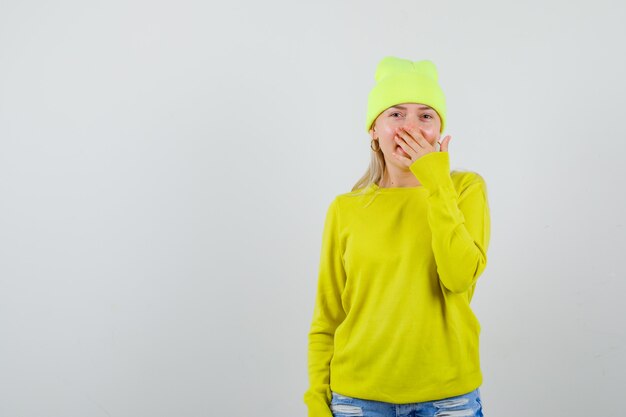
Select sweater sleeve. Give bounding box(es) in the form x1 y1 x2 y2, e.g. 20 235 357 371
409 152 491 294
303 197 347 417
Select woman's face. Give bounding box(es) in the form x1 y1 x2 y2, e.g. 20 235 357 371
369 102 442 163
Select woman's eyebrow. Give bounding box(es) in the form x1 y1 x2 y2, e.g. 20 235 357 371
390 105 432 111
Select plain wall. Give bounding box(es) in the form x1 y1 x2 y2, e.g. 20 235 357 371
1 0 625 416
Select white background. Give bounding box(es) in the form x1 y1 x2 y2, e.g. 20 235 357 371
1 1 625 416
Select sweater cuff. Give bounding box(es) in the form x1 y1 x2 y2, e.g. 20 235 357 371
304 392 333 417
409 152 454 192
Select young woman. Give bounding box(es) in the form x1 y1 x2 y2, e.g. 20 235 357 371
303 56 491 417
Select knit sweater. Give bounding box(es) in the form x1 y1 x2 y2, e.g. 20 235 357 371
303 151 491 417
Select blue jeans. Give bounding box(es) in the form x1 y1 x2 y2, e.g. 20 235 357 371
330 388 484 417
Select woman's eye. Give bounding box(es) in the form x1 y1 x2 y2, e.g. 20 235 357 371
389 112 433 119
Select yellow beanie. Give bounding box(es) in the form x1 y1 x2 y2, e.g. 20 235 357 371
366 56 446 134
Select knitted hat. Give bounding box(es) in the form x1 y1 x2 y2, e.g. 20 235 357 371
366 56 446 134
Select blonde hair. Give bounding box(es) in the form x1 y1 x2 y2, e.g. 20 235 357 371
351 136 385 195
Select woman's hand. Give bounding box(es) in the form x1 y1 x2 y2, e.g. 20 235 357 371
392 126 451 166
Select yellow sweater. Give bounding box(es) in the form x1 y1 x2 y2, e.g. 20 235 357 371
303 151 491 417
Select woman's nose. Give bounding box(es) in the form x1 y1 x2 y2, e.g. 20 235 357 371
402 117 421 131
402 122 419 131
